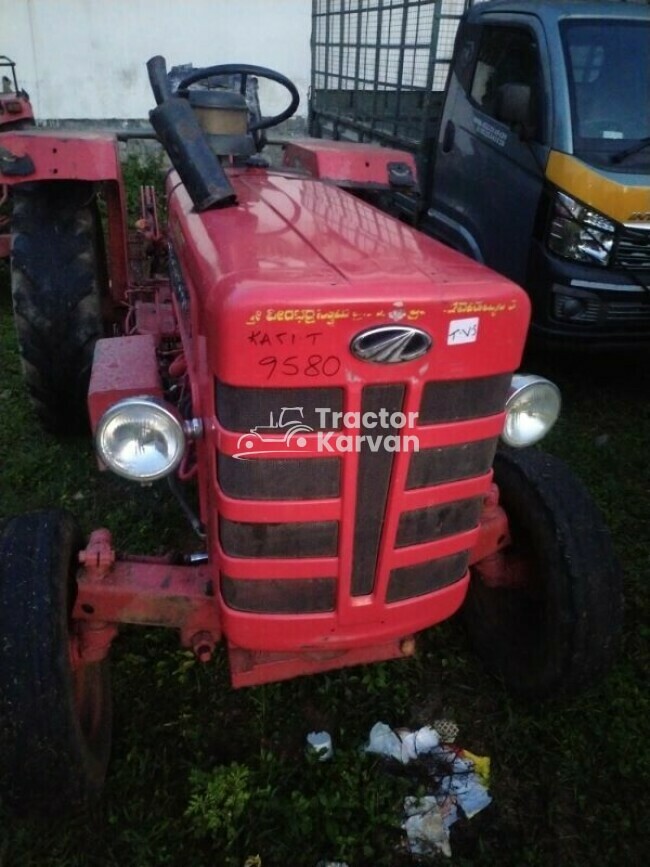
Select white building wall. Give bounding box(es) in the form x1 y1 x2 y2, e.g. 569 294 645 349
1 0 312 120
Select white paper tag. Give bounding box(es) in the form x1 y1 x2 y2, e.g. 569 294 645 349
447 317 479 345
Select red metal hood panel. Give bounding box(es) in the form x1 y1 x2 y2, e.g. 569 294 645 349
168 169 530 384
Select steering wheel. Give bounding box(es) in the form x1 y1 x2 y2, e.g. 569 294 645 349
175 64 299 132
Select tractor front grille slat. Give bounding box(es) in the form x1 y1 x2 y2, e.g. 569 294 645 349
406 438 498 489
396 497 482 548
220 518 339 558
216 382 343 431
419 374 511 423
218 454 341 500
387 551 469 603
221 576 336 613
351 384 405 596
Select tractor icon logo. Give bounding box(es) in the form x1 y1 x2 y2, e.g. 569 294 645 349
234 407 314 458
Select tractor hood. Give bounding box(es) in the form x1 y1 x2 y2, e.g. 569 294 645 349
166 168 530 386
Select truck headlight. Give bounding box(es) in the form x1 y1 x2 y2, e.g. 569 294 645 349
502 375 561 448
95 397 185 481
548 191 615 266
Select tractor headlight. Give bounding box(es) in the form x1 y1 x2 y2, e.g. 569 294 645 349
547 191 616 266
502 375 561 448
95 397 185 481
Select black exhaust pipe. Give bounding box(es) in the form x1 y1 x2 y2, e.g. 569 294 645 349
146 55 236 211
146 55 173 105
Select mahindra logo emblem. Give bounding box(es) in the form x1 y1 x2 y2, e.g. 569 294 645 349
350 325 432 363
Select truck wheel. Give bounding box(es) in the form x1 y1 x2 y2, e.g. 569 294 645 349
464 447 622 700
11 181 107 434
0 510 111 814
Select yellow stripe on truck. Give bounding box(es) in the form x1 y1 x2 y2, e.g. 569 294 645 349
546 151 650 223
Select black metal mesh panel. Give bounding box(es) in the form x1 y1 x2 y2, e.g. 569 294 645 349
311 0 474 147
218 454 341 500
221 576 337 613
387 550 468 602
216 382 343 432
406 438 498 488
396 496 482 547
220 519 339 558
419 374 511 423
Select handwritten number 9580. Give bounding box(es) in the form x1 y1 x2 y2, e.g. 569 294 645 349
259 355 341 379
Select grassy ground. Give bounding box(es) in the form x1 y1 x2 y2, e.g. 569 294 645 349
0 184 648 865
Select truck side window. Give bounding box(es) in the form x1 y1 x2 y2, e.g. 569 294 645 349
469 25 544 142
453 21 481 93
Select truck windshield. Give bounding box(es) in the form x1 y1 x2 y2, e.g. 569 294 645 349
561 19 650 169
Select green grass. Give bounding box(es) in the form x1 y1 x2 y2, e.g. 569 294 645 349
0 226 649 864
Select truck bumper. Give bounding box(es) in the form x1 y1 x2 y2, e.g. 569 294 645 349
527 241 650 348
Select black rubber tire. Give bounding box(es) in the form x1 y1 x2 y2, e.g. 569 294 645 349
0 510 112 815
463 447 623 700
11 181 107 434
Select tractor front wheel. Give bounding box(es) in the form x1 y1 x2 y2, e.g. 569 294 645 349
0 510 112 814
464 447 623 700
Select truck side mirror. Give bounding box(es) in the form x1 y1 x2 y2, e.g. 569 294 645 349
496 83 533 137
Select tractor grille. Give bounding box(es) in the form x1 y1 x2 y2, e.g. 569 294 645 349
351 384 405 595
395 497 483 548
407 439 498 488
215 375 507 618
218 454 341 500
221 576 337 613
387 551 470 603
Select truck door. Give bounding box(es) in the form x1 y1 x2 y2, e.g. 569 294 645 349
428 17 550 287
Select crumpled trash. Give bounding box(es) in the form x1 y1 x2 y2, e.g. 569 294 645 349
433 746 492 820
403 796 451 858
306 730 334 761
365 721 440 764
433 718 459 743
366 722 492 858
461 748 491 787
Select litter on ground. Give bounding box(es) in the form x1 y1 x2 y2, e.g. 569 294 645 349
365 721 492 858
306 730 334 761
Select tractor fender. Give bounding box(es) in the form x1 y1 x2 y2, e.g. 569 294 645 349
0 130 131 303
0 130 123 185
88 335 163 432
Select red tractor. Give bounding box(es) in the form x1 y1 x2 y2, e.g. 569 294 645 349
0 56 621 814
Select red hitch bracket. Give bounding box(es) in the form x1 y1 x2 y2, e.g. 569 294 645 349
72 529 221 666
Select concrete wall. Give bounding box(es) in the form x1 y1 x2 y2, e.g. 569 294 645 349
2 0 312 121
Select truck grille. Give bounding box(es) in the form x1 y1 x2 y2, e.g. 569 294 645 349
553 296 650 325
614 226 650 271
214 374 509 628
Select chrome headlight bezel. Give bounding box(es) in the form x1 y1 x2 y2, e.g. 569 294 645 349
95 396 186 482
502 375 561 448
547 190 616 267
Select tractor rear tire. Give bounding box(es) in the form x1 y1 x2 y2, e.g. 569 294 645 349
11 181 107 434
463 447 623 700
0 510 112 815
